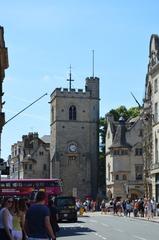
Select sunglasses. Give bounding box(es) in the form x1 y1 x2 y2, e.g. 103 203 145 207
7 200 13 203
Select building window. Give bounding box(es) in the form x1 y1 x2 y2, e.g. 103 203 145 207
155 137 158 163
115 174 119 180
43 164 47 171
24 164 27 170
69 156 76 161
114 149 128 155
123 175 127 180
108 164 111 181
154 102 158 122
114 150 119 155
107 132 110 139
14 149 17 156
39 151 44 156
29 164 32 170
51 106 54 123
135 148 143 156
139 129 143 137
154 78 158 93
155 173 159 182
121 150 128 155
69 105 76 120
135 165 143 180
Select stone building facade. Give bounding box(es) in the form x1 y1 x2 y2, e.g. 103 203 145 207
105 115 144 200
143 34 159 202
8 132 50 179
50 77 99 199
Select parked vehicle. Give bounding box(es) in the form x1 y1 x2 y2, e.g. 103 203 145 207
54 196 77 222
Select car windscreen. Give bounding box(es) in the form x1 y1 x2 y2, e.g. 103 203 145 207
56 198 75 207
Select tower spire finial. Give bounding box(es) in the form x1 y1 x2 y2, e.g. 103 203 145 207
92 49 95 78
67 64 74 91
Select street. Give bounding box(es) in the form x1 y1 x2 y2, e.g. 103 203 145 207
57 213 159 240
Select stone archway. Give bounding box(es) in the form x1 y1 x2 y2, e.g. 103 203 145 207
129 189 143 200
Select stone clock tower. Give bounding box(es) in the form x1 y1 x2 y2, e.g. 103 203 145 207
50 74 99 199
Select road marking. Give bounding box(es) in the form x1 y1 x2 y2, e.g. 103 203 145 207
134 235 147 240
89 219 97 223
79 224 84 228
101 223 109 227
115 228 124 232
93 232 107 239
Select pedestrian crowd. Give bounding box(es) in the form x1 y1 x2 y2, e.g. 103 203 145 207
76 197 159 220
0 191 59 240
76 198 100 214
110 197 158 219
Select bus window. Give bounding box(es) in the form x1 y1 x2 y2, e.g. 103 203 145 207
5 182 11 187
0 182 6 187
22 182 33 187
48 181 59 187
34 182 45 188
12 182 17 187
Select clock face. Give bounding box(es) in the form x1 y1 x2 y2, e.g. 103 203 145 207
69 144 77 152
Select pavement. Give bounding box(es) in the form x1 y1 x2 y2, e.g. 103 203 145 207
78 211 159 223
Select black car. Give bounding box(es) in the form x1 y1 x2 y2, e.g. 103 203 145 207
54 196 77 222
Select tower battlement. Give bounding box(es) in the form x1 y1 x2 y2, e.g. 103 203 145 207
50 76 99 101
50 87 90 101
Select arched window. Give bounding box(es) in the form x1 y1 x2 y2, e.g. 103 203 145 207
115 174 119 180
69 105 76 120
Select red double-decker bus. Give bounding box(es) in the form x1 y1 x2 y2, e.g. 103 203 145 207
0 178 63 201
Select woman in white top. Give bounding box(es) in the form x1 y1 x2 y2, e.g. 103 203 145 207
0 197 14 240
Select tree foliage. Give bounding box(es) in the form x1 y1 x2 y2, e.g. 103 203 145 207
109 105 140 121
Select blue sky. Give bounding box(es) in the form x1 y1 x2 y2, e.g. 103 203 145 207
0 0 159 160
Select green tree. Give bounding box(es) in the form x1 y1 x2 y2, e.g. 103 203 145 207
98 117 107 193
127 107 140 119
109 105 140 121
109 105 128 121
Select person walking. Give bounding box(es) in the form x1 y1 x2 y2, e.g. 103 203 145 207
12 198 27 240
12 198 23 240
48 199 60 237
0 197 14 240
18 198 27 240
125 200 132 217
100 199 106 214
24 191 56 240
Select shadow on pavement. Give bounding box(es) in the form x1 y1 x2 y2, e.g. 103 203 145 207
57 225 96 238
58 220 85 224
78 215 90 218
